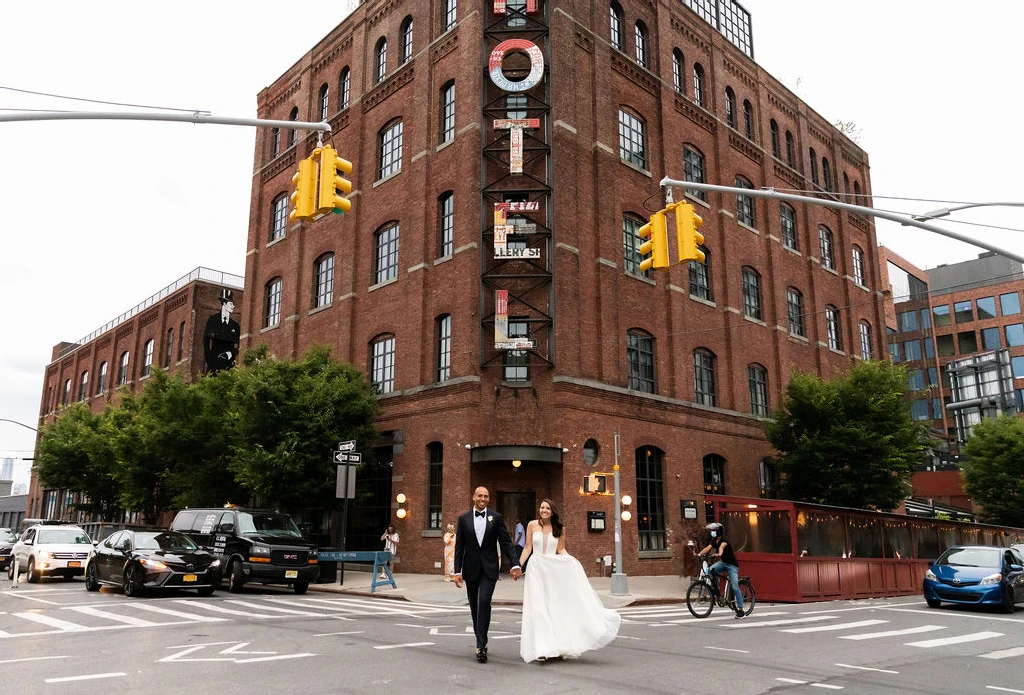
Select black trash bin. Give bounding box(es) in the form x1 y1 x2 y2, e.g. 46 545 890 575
316 548 338 583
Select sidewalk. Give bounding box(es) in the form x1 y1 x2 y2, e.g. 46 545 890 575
309 569 690 608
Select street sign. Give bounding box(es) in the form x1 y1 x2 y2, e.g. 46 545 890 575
334 452 361 464
337 440 356 452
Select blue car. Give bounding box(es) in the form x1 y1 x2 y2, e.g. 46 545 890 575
923 545 1024 613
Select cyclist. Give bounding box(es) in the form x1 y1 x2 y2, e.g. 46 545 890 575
696 522 745 619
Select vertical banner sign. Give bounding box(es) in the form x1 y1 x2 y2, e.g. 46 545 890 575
494 119 541 174
495 289 509 348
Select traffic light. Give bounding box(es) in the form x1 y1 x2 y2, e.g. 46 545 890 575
316 145 353 216
289 154 317 222
676 202 705 263
638 211 669 272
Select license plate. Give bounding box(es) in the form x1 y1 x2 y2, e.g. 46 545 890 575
67 561 81 568
183 574 197 582
285 570 298 579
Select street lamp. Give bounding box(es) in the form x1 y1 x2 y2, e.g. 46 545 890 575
0 418 39 433
610 431 629 596
903 202 1024 224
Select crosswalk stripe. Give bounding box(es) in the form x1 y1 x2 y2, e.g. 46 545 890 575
13 612 89 631
66 606 160 627
839 625 945 641
978 646 1024 660
906 631 1004 648
781 619 888 634
122 603 227 623
665 611 789 625
172 601 281 618
220 600 321 616
728 615 837 628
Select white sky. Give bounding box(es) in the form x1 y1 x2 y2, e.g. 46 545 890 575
2 1 1023 488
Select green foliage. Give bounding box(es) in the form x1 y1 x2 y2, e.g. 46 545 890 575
764 360 933 510
961 415 1024 526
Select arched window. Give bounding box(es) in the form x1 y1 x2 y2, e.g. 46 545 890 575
264 278 282 328
339 67 351 110
725 87 736 128
626 329 655 393
634 21 648 67
852 246 865 286
269 127 280 159
443 0 457 31
286 107 299 148
141 339 154 378
427 442 443 529
374 222 400 284
378 119 403 179
370 334 396 394
785 130 795 167
818 225 835 270
438 191 454 258
770 119 780 158
622 215 649 278
672 49 684 93
436 314 451 382
735 176 755 227
809 147 818 185
617 108 647 169
609 3 623 50
826 305 843 351
635 446 666 550
742 99 754 140
703 453 726 495
787 288 805 337
843 171 850 202
78 371 89 401
693 348 717 406
313 253 334 309
821 157 831 190
400 16 413 64
779 203 797 250
439 80 455 144
270 194 287 242
758 459 776 498
118 351 130 386
859 321 874 359
692 63 705 107
748 364 768 416
688 244 712 301
683 145 706 202
854 180 861 197
63 379 71 406
741 266 762 320
318 83 329 121
96 362 107 396
374 37 388 83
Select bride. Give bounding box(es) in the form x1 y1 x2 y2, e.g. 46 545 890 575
518 499 621 663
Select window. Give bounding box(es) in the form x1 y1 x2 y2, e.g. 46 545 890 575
141 339 154 377
318 83 329 121
339 67 350 110
743 99 754 140
427 443 443 530
826 305 843 351
843 171 850 201
693 348 716 406
809 147 818 185
932 304 951 327
982 326 1001 350
506 0 527 27
899 310 919 333
374 223 400 284
436 314 451 382
374 38 387 83
63 379 71 406
920 308 932 330
748 364 768 416
1001 292 1021 315
264 278 282 328
96 362 107 396
287 107 298 147
635 447 666 551
622 216 650 278
688 248 712 301
785 130 795 167
977 296 997 320
164 327 173 368
177 321 185 361
117 351 130 386
907 369 925 391
903 339 922 360
438 192 454 257
787 288 805 336
609 3 623 50
936 334 955 357
818 225 834 270
672 49 684 93
270 127 280 158
379 120 403 179
735 176 755 227
852 246 865 286
683 146 706 202
270 194 287 241
78 371 88 401
693 64 706 107
443 0 457 31
725 87 736 128
400 16 413 64
618 109 646 169
503 317 530 382
958 331 978 354
370 335 396 394
859 321 873 359
769 119 780 157
634 21 648 67
627 330 655 393
742 267 762 320
314 253 334 309
821 157 831 190
703 453 725 495
506 93 527 119
954 300 973 323
779 203 797 250
440 81 455 144
854 180 861 197
1006 324 1024 347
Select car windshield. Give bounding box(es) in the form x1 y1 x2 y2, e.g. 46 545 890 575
36 528 91 545
133 531 198 552
236 512 302 538
0 529 17 543
938 547 1002 568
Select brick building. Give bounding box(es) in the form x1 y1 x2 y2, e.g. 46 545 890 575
28 267 244 520
242 0 884 574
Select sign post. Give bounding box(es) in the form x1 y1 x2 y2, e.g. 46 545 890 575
335 441 359 585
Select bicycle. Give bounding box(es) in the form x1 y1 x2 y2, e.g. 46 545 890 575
686 553 756 618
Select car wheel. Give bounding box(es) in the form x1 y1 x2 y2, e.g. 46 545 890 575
1002 586 1015 614
293 581 309 595
925 596 941 608
196 585 216 597
26 558 39 583
228 560 245 593
85 563 100 592
123 564 142 597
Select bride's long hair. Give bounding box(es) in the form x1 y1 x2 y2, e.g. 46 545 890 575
538 498 563 538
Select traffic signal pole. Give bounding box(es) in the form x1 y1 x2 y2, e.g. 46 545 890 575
0 110 332 135
658 177 1024 265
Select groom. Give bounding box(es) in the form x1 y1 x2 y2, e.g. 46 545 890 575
454 486 522 663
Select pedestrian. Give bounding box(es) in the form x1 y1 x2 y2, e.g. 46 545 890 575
453 486 522 663
380 525 399 579
442 523 456 581
514 516 527 573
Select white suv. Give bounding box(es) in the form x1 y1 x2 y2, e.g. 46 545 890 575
9 525 92 582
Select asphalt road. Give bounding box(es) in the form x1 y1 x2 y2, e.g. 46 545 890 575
3 576 1024 694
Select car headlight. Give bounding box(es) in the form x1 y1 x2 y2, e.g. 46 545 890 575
138 558 169 572
210 559 221 568
45 552 56 560
252 546 271 555
924 569 936 581
980 572 1003 586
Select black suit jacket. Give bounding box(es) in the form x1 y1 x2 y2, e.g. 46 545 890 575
453 508 518 582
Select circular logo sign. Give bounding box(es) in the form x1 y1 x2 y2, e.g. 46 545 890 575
488 38 544 93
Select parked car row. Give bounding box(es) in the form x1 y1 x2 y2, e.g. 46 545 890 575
3 506 319 598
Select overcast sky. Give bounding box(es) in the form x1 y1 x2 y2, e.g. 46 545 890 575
2 1 1022 488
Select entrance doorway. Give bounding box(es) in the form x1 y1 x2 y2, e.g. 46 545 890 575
497 491 535 568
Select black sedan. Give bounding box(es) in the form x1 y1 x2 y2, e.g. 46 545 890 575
0 527 17 571
85 530 220 597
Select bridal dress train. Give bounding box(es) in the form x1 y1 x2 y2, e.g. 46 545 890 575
520 530 621 663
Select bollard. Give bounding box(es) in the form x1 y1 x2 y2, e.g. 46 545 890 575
11 558 19 589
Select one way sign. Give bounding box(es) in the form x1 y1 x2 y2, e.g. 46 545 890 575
333 452 361 464
337 440 356 452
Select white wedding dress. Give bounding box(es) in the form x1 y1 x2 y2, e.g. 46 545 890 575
520 530 621 663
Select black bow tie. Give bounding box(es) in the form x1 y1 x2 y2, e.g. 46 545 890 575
475 510 486 518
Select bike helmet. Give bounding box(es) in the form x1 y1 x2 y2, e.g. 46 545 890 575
705 522 723 532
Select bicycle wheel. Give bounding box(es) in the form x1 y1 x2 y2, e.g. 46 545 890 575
686 580 715 618
738 579 756 616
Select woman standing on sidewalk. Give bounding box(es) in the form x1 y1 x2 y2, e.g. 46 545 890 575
517 499 620 663
442 523 456 581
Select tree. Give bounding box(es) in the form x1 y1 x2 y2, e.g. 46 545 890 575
764 361 933 510
961 415 1024 525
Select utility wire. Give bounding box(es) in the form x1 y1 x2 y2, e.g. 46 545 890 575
0 84 202 113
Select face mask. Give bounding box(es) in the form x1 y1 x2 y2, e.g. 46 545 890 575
710 531 717 538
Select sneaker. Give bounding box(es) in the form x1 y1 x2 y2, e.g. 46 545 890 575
734 609 745 619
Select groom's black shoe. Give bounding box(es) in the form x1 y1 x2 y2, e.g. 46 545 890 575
476 647 488 663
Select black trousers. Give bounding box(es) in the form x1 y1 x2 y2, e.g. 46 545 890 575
465 575 497 649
